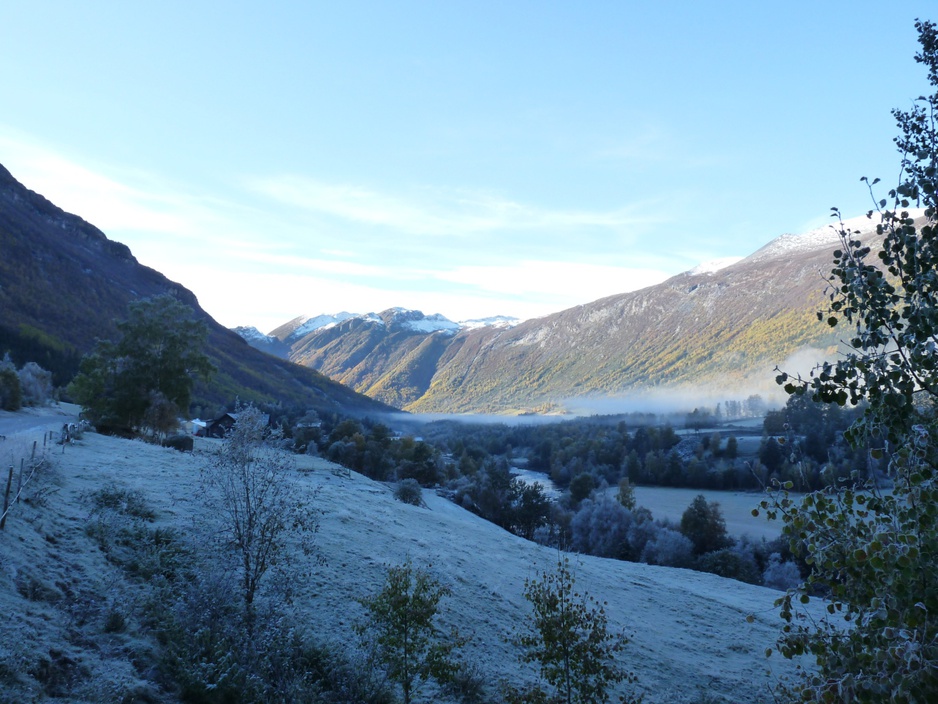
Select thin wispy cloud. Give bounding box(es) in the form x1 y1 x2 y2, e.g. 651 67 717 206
594 125 668 163
227 250 387 278
0 128 304 256
0 127 702 329
248 175 660 236
0 129 205 236
436 260 671 300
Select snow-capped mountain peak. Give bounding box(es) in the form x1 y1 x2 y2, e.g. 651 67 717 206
372 308 458 334
458 315 520 330
231 325 274 344
288 312 357 340
744 211 922 264
687 257 744 276
245 309 520 350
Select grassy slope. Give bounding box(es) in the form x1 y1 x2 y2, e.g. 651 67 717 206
0 408 820 703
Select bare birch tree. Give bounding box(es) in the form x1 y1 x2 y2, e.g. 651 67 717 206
201 406 318 615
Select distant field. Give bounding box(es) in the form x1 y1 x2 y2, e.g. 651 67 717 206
632 486 784 541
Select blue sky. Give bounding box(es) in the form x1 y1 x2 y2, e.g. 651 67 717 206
1 2 934 331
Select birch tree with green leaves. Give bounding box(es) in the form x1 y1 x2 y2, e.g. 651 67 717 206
355 560 465 704
763 19 938 703
506 556 639 704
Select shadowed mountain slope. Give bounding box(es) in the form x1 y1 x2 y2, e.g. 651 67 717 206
0 163 391 416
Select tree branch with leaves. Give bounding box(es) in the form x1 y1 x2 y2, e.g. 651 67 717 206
764 19 938 703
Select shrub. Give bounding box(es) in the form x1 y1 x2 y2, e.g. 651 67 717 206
157 572 323 703
622 506 656 558
440 661 489 704
394 478 423 506
162 434 193 452
640 526 694 568
142 390 180 441
616 477 636 510
0 366 21 411
86 484 156 521
680 495 731 556
761 553 801 591
84 488 191 586
568 472 595 505
301 645 397 704
570 497 633 560
696 545 761 585
17 361 52 406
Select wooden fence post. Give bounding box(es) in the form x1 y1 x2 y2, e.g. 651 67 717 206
1 465 13 530
17 458 24 495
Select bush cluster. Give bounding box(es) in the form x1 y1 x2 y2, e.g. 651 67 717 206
0 353 54 410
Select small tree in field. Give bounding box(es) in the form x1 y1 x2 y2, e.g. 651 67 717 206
355 560 464 704
201 406 318 616
17 361 53 406
616 477 636 511
507 556 639 704
679 494 731 556
763 20 938 703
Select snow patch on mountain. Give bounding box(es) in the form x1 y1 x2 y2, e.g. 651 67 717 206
687 257 743 275
232 326 277 344
231 326 290 358
269 308 515 337
402 313 461 334
288 312 357 339
459 315 520 330
747 213 890 264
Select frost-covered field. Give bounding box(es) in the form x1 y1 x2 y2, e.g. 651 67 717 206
633 486 784 541
0 406 817 703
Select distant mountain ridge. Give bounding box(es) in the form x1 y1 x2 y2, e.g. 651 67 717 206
238 308 516 409
0 162 391 416
262 309 519 346
242 214 910 414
